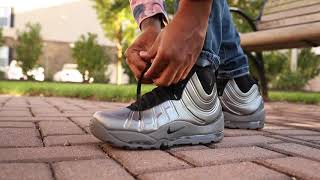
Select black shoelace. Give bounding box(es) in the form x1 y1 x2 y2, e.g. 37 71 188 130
136 64 151 120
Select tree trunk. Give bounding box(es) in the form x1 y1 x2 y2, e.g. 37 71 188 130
116 42 122 85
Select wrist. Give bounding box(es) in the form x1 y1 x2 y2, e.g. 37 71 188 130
141 14 162 33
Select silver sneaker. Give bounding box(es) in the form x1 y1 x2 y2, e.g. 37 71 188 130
218 78 265 129
90 66 224 149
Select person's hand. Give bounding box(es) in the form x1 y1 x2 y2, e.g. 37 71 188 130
125 16 161 83
140 0 212 86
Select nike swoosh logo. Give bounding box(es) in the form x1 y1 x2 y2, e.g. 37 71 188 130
167 126 185 134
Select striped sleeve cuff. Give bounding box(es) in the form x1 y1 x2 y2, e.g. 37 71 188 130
129 0 169 29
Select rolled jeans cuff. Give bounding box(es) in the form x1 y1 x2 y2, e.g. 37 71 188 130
196 51 220 71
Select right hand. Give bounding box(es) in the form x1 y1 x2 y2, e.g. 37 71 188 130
125 17 161 83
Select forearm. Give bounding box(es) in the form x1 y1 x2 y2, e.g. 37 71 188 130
174 0 213 33
141 14 162 32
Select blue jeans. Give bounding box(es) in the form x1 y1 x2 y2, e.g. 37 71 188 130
177 0 249 79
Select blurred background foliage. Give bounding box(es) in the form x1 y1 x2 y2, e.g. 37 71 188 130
226 0 320 91
94 0 320 91
0 28 4 47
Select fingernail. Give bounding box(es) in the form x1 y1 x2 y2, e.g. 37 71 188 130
144 72 150 78
140 51 148 56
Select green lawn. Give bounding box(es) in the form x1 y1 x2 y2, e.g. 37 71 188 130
0 80 319 104
0 80 154 102
268 91 320 104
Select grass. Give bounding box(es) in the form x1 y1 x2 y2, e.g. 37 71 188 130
0 80 319 104
0 80 154 102
269 91 320 105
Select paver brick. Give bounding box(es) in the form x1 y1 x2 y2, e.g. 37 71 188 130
168 145 209 152
265 143 320 161
263 124 295 130
32 109 59 113
268 135 320 149
53 159 134 180
0 128 42 147
0 111 32 117
70 117 91 128
0 163 53 180
0 116 68 122
0 107 29 111
44 134 101 146
138 162 290 180
0 122 34 128
210 135 282 148
260 157 320 180
224 129 264 137
0 145 106 163
292 135 320 141
102 145 190 175
264 129 320 136
173 146 285 166
39 121 85 136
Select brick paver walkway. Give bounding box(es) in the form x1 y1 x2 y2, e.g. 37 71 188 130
0 95 319 180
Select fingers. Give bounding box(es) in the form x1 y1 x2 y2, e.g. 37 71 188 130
181 62 194 80
125 50 148 80
144 52 168 79
153 64 179 86
173 65 188 84
140 32 162 60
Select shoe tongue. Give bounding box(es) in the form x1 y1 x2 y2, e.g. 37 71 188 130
234 75 257 93
127 66 199 112
196 66 216 94
127 86 172 111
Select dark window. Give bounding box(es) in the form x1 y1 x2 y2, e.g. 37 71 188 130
0 17 8 27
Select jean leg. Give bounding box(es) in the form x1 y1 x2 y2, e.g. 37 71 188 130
196 0 226 70
217 0 250 79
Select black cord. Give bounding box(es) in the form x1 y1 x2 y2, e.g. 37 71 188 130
137 63 151 120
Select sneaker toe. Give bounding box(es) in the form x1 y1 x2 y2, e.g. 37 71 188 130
92 108 131 130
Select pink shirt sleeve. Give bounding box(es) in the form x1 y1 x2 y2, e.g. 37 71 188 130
129 0 169 28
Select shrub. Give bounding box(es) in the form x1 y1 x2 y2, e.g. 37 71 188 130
16 23 43 79
272 71 307 91
72 33 108 83
258 49 320 90
297 48 320 80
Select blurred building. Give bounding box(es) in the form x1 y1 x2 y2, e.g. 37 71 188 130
0 7 13 72
1 0 128 83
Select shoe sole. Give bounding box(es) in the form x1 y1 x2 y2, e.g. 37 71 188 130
224 106 265 130
90 114 224 150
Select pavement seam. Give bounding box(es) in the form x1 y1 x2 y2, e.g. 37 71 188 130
264 134 320 149
0 155 108 164
48 163 58 180
97 144 138 180
28 101 46 147
44 99 90 135
0 156 108 164
257 144 320 163
166 149 196 167
256 144 294 157
34 122 45 147
67 117 89 134
266 121 320 132
252 160 297 179
1 96 12 107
